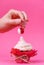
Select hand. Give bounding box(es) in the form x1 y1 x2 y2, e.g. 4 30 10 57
0 9 28 33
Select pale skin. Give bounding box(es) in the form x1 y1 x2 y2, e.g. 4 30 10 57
0 9 28 33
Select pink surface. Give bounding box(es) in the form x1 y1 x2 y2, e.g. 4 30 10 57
0 0 44 65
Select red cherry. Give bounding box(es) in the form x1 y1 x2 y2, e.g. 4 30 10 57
20 27 24 34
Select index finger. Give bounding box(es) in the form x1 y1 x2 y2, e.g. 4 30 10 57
8 9 24 21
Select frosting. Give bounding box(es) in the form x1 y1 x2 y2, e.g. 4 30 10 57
14 36 32 51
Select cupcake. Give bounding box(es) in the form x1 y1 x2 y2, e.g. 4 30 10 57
11 37 37 63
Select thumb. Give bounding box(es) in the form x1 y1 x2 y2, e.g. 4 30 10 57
8 19 21 26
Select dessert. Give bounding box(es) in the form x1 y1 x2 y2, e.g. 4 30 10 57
11 36 37 63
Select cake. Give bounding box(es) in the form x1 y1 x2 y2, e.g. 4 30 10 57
11 36 37 63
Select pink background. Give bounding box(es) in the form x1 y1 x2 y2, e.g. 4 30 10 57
0 0 44 65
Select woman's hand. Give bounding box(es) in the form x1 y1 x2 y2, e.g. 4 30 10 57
0 9 28 33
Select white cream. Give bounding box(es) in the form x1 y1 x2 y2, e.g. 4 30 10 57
14 36 32 51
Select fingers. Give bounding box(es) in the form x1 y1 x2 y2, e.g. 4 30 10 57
21 11 28 21
20 11 28 29
8 9 28 22
8 9 24 21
